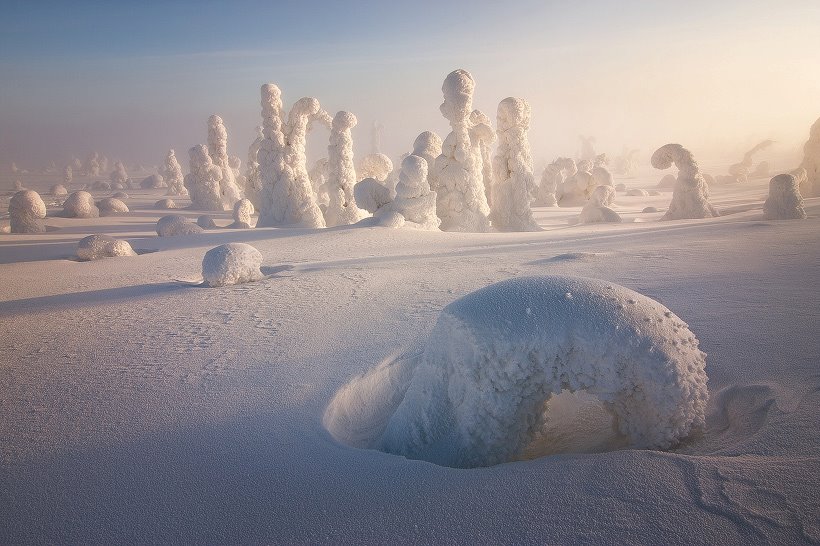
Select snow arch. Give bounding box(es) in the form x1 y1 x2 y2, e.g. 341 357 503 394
325 276 708 468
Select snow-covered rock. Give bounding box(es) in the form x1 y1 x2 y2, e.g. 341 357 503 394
9 190 47 233
201 243 264 287
156 214 203 237
763 174 806 220
75 234 136 261
367 276 708 468
62 191 99 218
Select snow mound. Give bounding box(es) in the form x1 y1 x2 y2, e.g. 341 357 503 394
201 243 264 287
76 234 136 261
154 198 176 210
327 276 708 468
9 190 47 233
228 198 255 228
140 174 165 189
62 191 100 218
626 188 649 197
97 197 129 216
197 215 218 229
579 186 621 224
49 184 68 197
763 174 806 220
354 178 392 214
156 214 204 237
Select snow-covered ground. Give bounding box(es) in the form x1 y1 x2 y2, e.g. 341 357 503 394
1 166 819 543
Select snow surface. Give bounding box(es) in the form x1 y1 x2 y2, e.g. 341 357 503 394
1 164 819 543
201 243 264 287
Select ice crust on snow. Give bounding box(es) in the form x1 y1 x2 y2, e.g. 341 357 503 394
9 190 47 233
156 214 204 237
652 144 719 220
201 243 264 287
764 174 806 220
62 191 100 218
358 276 709 468
490 97 539 232
75 234 136 261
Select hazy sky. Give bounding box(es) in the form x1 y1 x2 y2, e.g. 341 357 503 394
2 0 819 171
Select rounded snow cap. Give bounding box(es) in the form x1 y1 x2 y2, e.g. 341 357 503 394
326 276 708 468
413 131 442 157
497 97 531 130
440 69 474 120
201 243 264 287
332 111 358 130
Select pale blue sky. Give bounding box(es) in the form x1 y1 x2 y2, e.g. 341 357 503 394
2 0 819 169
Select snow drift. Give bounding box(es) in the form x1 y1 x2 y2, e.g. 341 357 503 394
97 197 129 216
201 243 264 287
326 276 709 468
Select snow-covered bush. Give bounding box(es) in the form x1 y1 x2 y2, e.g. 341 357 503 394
140 174 165 189
197 215 217 229
386 155 440 230
228 198 255 228
557 168 595 206
434 69 491 232
412 131 442 192
202 243 264 287
9 190 47 233
97 197 129 216
245 126 265 208
92 180 112 191
536 158 576 207
652 144 719 220
13 180 24 191
763 174 806 220
156 214 203 237
354 178 393 215
154 198 176 209
111 161 128 188
797 116 820 197
184 144 224 211
76 234 135 261
591 154 614 187
579 185 621 223
490 97 539 232
360 276 708 468
84 152 102 177
62 191 99 218
357 153 393 183
112 191 129 200
324 111 366 227
613 147 639 176
50 184 68 197
257 85 330 228
162 149 187 196
578 135 596 161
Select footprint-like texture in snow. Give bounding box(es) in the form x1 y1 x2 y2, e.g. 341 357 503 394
325 275 709 468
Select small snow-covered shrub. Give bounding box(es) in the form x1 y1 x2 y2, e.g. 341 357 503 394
112 191 129 200
97 197 129 216
92 180 112 191
156 214 203 237
141 174 165 189
154 198 176 209
579 185 621 223
63 191 99 218
162 149 187 197
354 178 393 214
50 184 68 197
201 243 264 287
197 215 218 229
76 234 136 260
229 198 255 229
111 161 128 187
328 276 708 468
9 190 47 233
763 174 806 220
387 155 440 230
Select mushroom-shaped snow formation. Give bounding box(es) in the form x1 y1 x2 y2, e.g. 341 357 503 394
62 191 100 218
141 174 165 189
579 186 622 224
162 149 187 197
412 131 443 192
201 243 264 287
490 97 539 232
76 234 136 261
324 111 367 227
229 198 255 229
256 85 329 228
154 198 176 209
156 214 204 237
797 117 820 197
111 161 128 188
329 276 708 468
434 70 492 232
50 184 68 197
9 190 47 233
652 144 719 221
386 155 440 230
763 174 806 220
97 197 129 216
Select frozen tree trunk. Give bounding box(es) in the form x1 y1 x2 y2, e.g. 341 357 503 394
257 84 328 228
207 115 243 209
162 149 187 196
490 97 539 232
434 69 491 232
324 111 367 226
652 144 719 220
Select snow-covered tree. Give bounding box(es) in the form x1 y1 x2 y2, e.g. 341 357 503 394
324 111 366 227
184 144 224 211
652 144 719 220
726 140 774 183
207 114 242 208
62 165 73 184
578 135 597 162
412 131 442 192
797 116 820 197
162 149 187 196
470 109 496 207
84 152 101 177
111 161 128 189
434 69 491 232
536 157 575 207
490 97 539 232
229 198 255 228
388 155 440 230
764 173 806 219
244 126 265 208
357 153 393 182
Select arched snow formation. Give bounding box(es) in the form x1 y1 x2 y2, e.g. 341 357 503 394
325 276 708 468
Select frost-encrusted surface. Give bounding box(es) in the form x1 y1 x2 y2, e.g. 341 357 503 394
75 234 136 261
201 243 264 287
377 276 708 468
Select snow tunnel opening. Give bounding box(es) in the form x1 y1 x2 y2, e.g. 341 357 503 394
520 389 630 460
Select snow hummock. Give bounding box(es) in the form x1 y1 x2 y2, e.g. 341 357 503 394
579 185 622 224
62 191 100 218
764 174 806 220
201 243 264 287
154 198 176 209
490 97 539 232
434 69 492 232
9 190 47 233
97 197 129 216
324 111 367 227
162 149 187 197
156 214 204 237
327 276 708 468
75 234 136 261
49 184 68 197
229 198 255 229
197 215 218 229
652 144 719 220
140 174 165 189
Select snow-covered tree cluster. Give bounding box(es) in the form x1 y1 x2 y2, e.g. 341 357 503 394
184 116 243 211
